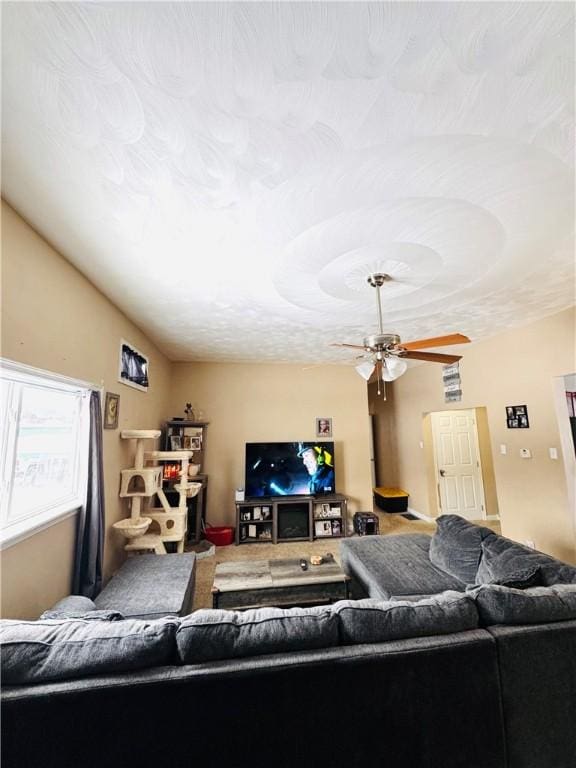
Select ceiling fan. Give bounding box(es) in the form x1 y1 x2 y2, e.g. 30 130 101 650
331 273 470 394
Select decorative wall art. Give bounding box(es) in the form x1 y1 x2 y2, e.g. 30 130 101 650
119 339 149 391
506 405 529 428
103 392 120 429
316 417 332 438
442 362 462 403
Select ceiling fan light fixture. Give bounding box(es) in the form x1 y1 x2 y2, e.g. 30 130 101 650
384 356 408 380
355 361 376 381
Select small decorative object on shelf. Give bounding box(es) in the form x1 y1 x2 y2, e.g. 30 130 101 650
184 402 195 420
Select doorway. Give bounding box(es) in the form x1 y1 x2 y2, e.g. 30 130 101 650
430 409 487 520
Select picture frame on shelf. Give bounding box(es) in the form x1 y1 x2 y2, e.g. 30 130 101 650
170 435 182 450
315 520 332 537
190 436 202 450
103 392 120 429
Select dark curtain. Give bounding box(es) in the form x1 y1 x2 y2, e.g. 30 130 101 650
73 390 105 598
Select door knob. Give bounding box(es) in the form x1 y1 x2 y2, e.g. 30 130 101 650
439 469 446 477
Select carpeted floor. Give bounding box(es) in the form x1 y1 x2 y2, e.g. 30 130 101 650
187 512 501 610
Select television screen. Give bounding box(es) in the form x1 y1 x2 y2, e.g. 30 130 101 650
245 442 336 498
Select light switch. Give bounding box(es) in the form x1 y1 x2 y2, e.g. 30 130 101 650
549 447 558 460
520 448 531 459
419 441 424 449
499 444 507 455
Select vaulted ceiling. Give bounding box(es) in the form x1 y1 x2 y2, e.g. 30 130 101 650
2 2 574 363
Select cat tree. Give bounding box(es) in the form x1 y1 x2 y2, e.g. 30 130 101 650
113 429 201 555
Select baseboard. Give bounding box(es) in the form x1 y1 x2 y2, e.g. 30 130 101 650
406 507 435 523
485 515 500 521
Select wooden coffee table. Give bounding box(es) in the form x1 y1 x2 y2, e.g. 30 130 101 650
211 556 350 610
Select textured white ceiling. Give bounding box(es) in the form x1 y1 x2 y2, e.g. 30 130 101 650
2 2 574 363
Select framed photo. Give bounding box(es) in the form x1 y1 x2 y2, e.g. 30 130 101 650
315 520 332 537
170 435 182 450
182 435 192 449
316 417 332 438
506 405 530 429
118 338 149 392
190 436 202 450
103 392 120 429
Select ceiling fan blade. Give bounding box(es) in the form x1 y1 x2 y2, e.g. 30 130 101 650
330 342 368 350
398 333 470 351
399 351 463 364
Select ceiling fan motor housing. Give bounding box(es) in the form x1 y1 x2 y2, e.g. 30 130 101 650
363 333 401 351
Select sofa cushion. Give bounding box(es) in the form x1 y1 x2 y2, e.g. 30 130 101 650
94 552 196 619
473 549 543 589
40 595 97 618
0 616 179 685
429 515 489 583
176 605 338 663
476 534 576 586
472 584 576 626
340 534 465 600
333 591 479 645
40 595 125 621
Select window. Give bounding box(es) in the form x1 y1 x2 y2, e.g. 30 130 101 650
0 361 91 547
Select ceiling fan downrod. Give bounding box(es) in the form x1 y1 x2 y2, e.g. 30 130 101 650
367 273 391 336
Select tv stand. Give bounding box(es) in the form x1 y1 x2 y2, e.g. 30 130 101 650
235 495 347 545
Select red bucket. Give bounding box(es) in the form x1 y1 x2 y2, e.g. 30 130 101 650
204 526 235 546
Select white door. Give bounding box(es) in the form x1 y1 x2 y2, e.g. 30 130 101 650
431 409 486 520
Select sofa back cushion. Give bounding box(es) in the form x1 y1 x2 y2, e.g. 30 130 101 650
472 584 576 626
473 548 543 589
0 616 179 685
476 535 576 587
429 515 490 583
176 605 338 663
333 591 479 645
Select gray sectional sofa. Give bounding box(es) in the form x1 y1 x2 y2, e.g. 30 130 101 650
2 515 576 768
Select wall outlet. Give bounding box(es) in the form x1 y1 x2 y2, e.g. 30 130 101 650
499 444 507 455
520 448 532 458
549 447 558 460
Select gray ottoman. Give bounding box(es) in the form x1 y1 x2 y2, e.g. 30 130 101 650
95 553 196 619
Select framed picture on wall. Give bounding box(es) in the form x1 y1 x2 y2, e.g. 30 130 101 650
119 338 149 391
506 405 530 429
103 392 119 429
316 417 332 438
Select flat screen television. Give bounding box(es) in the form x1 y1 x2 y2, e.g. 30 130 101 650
245 441 336 498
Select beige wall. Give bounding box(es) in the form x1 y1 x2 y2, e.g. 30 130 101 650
170 362 373 527
374 308 576 564
1 201 173 618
